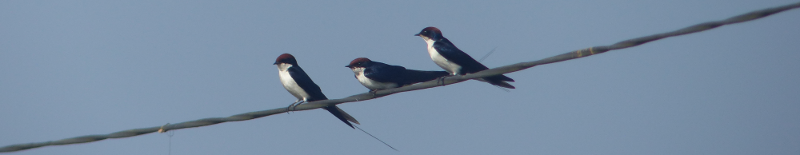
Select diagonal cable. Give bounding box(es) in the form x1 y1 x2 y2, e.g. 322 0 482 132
2 2 799 153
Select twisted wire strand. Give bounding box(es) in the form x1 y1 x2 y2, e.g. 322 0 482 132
2 2 799 153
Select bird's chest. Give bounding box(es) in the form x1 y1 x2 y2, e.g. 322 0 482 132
428 46 461 75
355 71 398 90
278 69 309 100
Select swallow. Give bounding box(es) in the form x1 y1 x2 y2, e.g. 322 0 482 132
415 27 515 89
345 57 450 91
274 53 359 128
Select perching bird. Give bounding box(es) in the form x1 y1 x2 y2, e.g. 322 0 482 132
415 27 515 89
346 57 450 91
274 53 359 128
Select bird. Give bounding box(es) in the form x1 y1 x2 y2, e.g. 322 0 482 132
274 53 359 128
345 57 450 91
414 27 515 89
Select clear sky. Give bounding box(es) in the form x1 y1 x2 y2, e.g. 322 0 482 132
2 0 799 154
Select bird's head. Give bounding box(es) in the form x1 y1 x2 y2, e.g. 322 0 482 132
345 57 373 69
414 27 443 41
273 53 298 65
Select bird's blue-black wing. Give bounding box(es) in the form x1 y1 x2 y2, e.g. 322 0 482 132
401 70 450 85
287 66 327 101
433 38 514 82
288 65 358 128
363 62 406 83
432 38 490 73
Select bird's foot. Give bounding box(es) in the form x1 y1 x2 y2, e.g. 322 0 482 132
286 104 295 114
437 76 452 86
286 100 304 113
369 90 378 96
291 101 304 111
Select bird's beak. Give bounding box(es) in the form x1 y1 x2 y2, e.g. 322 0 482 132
345 65 352 68
414 33 420 36
273 62 279 65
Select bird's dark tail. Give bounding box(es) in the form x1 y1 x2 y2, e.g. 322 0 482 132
403 70 450 85
324 106 360 128
354 125 399 151
481 75 515 89
324 106 397 150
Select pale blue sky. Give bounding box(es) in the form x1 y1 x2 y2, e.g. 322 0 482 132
2 0 799 154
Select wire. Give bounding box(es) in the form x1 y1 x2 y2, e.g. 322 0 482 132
2 2 799 153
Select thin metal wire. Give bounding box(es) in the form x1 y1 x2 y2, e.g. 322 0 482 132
2 2 799 153
166 131 174 155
